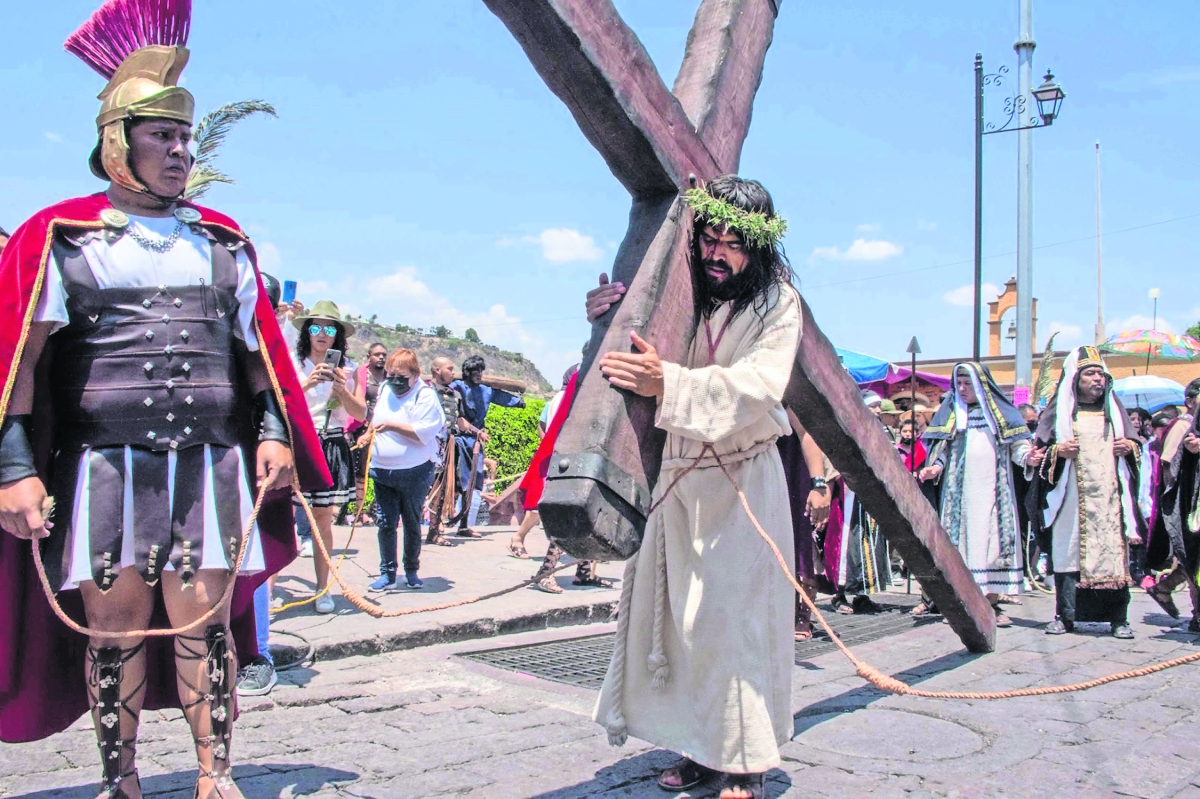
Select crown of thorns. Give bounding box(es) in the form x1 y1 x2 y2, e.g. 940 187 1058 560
684 187 788 249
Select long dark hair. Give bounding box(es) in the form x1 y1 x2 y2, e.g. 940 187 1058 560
690 175 796 324
296 321 348 367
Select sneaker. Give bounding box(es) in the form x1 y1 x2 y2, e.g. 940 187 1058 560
1111 623 1135 640
236 656 277 697
404 572 424 589
314 593 336 614
299 539 313 558
368 574 397 592
1044 618 1072 635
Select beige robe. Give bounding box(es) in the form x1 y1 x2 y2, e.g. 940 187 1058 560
593 285 802 774
1049 411 1135 587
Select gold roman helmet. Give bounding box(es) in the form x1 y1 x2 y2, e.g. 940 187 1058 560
66 0 195 195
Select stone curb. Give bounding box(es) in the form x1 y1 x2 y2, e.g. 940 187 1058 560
273 599 619 664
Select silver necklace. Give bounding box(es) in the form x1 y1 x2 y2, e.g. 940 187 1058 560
125 219 185 253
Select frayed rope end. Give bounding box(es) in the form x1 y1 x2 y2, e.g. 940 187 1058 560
647 653 669 689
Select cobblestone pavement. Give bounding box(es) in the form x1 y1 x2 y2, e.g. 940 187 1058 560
7 591 1200 798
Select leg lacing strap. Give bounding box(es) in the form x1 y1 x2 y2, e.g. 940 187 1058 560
175 626 235 777
87 643 146 793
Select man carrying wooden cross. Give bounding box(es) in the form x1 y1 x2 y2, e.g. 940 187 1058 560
588 175 799 799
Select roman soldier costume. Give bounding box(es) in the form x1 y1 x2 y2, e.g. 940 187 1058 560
0 1 327 796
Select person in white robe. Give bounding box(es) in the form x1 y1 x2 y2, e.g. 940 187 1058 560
586 175 800 799
918 363 1033 627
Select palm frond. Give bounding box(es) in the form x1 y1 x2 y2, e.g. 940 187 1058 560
1034 332 1060 401
192 100 277 168
184 164 233 201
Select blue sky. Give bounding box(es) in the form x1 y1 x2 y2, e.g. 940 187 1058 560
3 1 1198 382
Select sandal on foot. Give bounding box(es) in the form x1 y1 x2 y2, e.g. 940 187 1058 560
831 596 855 615
794 627 813 642
717 772 765 799
997 593 1023 605
508 539 530 559
426 534 454 547
1147 584 1181 619
533 576 563 594
911 602 939 617
573 575 614 588
657 758 712 791
994 610 1013 628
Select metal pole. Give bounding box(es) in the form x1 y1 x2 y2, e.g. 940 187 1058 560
1095 142 1105 344
1014 0 1036 388
973 53 984 362
1147 295 1158 372
911 351 918 475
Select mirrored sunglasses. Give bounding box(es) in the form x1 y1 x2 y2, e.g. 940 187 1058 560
308 324 339 337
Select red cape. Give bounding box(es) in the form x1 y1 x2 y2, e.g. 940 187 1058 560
519 373 579 510
0 193 331 742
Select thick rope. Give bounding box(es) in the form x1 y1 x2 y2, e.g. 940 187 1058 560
33 485 264 641
604 554 639 746
703 448 1200 700
647 519 669 689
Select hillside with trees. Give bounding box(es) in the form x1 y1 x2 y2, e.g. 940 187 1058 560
341 315 555 398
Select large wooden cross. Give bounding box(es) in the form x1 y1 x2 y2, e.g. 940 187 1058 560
484 0 995 653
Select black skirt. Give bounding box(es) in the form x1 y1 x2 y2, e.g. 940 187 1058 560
297 431 358 508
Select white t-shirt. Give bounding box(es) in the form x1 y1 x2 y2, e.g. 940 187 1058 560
34 214 260 349
296 355 358 433
370 380 445 470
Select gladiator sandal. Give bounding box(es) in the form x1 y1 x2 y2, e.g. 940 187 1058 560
88 643 147 799
176 625 242 799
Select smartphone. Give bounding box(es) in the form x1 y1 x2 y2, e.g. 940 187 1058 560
322 348 342 380
282 280 297 305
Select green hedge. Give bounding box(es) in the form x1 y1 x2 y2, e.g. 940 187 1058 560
484 399 546 483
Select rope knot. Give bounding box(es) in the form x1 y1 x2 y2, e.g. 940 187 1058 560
647 653 669 689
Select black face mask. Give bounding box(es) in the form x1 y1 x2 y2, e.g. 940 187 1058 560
1026 420 1038 433
387 376 412 395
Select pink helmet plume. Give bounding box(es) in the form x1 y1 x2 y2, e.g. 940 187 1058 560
64 0 191 79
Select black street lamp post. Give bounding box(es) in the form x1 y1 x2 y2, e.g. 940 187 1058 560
972 55 1065 362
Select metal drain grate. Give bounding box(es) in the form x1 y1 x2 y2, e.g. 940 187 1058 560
460 594 936 690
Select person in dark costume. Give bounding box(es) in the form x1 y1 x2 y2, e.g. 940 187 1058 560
449 355 524 536
1144 378 1200 630
1028 346 1146 639
0 2 327 796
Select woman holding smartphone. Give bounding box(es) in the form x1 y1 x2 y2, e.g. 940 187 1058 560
293 300 366 613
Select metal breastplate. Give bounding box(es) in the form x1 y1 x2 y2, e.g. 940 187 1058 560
49 234 244 453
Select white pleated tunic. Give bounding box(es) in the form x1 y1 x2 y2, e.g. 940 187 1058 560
34 214 266 589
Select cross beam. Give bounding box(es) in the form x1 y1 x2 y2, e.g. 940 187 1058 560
485 0 995 652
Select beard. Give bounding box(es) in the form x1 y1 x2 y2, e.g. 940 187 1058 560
701 259 757 304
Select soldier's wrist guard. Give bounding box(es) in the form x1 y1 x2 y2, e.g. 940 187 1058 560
255 391 291 445
0 416 37 486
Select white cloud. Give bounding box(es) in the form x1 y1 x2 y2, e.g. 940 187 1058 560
496 228 604 263
810 238 903 262
855 223 880 233
1106 314 1176 335
942 283 999 307
1045 321 1084 348
44 132 63 144
524 228 603 263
